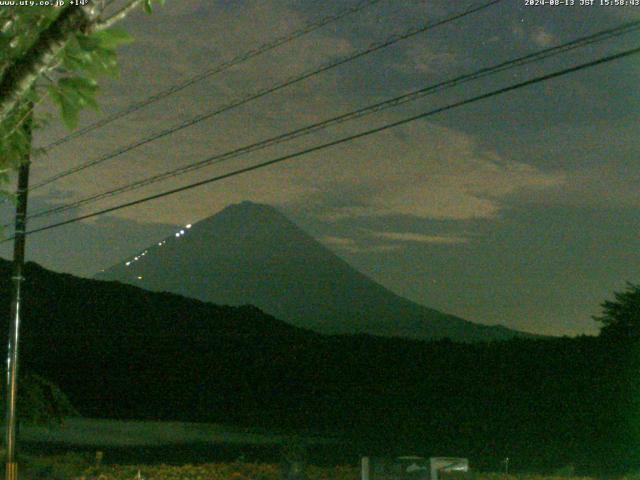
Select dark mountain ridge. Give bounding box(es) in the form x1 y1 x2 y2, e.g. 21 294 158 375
96 201 530 342
0 259 635 474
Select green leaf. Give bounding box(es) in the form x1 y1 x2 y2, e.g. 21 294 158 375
90 29 134 49
76 33 102 51
0 32 12 53
85 48 119 78
78 29 133 52
62 38 120 79
59 76 98 94
144 0 153 14
49 85 80 129
59 77 100 112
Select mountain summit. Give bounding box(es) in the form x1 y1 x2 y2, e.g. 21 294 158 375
96 201 528 341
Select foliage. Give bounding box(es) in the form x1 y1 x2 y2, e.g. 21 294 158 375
594 282 640 340
552 465 576 477
19 372 78 424
144 0 166 14
43 461 606 480
0 372 78 425
20 451 92 480
281 436 309 463
82 462 356 480
0 1 162 193
475 475 595 480
0 455 615 480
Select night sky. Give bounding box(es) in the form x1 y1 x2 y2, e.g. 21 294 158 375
1 0 639 336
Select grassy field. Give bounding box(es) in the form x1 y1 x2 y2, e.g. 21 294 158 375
18 418 335 447
82 462 358 480
13 454 608 480
80 465 604 480
19 455 358 480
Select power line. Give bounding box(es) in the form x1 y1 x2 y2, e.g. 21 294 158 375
39 0 385 152
24 19 640 223
31 0 503 191
12 44 640 241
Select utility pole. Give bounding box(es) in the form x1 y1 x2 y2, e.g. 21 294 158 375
5 104 32 480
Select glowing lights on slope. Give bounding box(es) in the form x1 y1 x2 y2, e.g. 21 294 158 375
124 223 193 267
174 224 191 238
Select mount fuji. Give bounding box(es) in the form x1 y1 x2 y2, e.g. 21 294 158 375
96 201 530 342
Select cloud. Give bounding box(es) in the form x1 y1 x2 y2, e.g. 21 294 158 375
35 109 564 227
320 235 401 254
319 228 470 253
321 235 357 248
400 44 458 75
531 27 555 48
285 121 565 222
31 0 566 229
373 231 468 244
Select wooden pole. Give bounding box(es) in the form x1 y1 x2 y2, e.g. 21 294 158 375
5 105 32 480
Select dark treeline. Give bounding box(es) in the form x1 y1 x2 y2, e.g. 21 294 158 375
0 261 638 475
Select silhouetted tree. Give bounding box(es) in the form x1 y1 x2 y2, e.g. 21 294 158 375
594 282 640 340
0 373 77 425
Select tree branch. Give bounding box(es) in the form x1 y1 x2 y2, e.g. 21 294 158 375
0 6 91 124
94 0 145 31
0 0 146 125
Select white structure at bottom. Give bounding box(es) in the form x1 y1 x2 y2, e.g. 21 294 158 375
428 457 469 480
361 456 469 480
